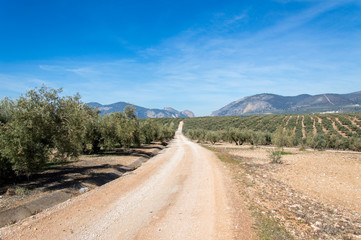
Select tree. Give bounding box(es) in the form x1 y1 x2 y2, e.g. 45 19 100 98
0 86 92 176
140 119 159 144
1 87 59 175
205 131 220 144
0 97 15 124
82 106 102 153
308 133 327 150
53 94 90 159
0 98 16 178
348 137 361 151
272 127 287 149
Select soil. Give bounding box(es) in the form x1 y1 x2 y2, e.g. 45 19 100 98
301 116 306 138
209 143 361 239
311 116 317 134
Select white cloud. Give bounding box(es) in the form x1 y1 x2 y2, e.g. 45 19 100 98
2 0 360 116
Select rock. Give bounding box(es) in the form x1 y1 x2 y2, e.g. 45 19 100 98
311 224 321 232
5 188 15 196
315 221 322 226
79 187 89 193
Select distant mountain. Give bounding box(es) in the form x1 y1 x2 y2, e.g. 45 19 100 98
87 101 195 118
212 91 361 116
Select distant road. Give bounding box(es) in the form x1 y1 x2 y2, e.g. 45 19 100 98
1 122 248 240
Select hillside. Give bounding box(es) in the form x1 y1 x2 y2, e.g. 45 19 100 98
87 101 194 118
212 91 361 116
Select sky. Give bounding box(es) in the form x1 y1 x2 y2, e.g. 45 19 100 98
0 0 361 116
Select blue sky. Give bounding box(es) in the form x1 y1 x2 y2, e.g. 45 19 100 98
0 0 361 116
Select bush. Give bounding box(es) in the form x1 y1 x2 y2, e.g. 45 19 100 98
269 149 283 164
15 186 31 195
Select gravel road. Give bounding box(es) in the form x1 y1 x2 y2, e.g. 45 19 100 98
0 122 243 240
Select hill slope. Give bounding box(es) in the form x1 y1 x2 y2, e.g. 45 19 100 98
212 91 361 116
87 102 194 118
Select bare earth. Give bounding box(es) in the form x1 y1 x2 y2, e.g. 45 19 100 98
225 145 361 214
212 143 361 239
0 123 253 240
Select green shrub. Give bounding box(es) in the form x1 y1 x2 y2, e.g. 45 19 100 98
15 186 31 195
269 149 283 164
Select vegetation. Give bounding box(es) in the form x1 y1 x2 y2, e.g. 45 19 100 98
0 86 178 180
268 149 283 164
183 114 361 151
253 210 294 240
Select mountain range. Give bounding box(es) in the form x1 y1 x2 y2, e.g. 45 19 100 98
212 91 361 116
87 101 195 118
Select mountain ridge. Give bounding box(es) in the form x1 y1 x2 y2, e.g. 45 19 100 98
87 101 195 118
212 91 361 116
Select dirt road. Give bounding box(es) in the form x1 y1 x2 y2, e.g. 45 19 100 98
1 122 248 240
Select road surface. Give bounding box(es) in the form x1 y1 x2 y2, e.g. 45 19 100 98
1 122 251 240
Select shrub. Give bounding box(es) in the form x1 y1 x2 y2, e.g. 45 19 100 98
269 149 283 164
15 186 31 195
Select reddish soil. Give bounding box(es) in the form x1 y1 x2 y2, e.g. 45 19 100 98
301 116 306 139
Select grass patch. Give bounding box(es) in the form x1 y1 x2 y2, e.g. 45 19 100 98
201 145 217 151
252 210 294 240
278 150 292 155
202 145 240 164
227 147 248 151
15 186 31 195
42 161 71 169
216 151 239 164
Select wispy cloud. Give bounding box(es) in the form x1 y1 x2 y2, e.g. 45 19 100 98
0 73 50 97
1 0 360 116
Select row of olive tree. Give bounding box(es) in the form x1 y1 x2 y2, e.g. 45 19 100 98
271 127 361 151
186 126 361 151
185 128 272 146
0 87 176 179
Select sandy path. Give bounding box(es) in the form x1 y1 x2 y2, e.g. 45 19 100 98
0 122 240 240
